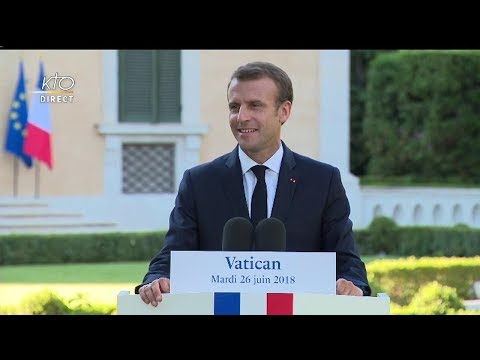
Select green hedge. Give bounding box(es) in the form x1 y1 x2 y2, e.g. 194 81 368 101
364 50 480 183
1 221 479 265
367 256 480 305
0 231 165 265
355 217 480 257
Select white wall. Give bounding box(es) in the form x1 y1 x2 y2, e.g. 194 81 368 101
361 186 480 229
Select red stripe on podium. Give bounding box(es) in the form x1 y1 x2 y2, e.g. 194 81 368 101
266 293 293 315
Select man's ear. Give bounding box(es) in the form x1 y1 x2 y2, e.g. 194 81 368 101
279 101 292 125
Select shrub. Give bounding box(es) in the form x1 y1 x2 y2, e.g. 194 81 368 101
21 290 71 315
16 289 115 315
390 281 480 315
408 281 465 315
67 293 115 315
367 256 480 305
366 216 398 254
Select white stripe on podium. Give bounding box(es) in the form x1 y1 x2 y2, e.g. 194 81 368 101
240 293 267 315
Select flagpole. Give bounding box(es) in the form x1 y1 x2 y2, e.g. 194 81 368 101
13 158 19 197
34 161 40 198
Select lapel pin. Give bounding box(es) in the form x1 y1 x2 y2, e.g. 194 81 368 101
290 178 296 183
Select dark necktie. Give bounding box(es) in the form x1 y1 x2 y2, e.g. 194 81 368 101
250 165 268 228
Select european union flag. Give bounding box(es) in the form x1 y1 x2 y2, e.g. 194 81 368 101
4 61 32 168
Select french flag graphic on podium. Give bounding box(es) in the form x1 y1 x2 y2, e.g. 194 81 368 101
214 293 294 315
24 61 53 169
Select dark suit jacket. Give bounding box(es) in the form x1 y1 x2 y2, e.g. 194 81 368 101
137 142 371 295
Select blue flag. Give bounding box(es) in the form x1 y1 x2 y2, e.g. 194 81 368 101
4 61 32 168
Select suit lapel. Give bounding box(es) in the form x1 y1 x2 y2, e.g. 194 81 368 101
271 143 298 223
223 146 250 219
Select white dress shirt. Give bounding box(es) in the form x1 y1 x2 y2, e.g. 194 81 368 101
238 145 284 218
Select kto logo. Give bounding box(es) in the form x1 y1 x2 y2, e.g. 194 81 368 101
35 72 75 103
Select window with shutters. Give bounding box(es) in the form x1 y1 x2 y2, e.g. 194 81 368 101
99 50 207 198
118 50 181 123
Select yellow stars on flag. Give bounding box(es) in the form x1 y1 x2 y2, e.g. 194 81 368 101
4 61 33 168
9 91 27 132
10 111 23 133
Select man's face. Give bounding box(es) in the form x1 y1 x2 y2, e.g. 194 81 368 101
227 77 290 161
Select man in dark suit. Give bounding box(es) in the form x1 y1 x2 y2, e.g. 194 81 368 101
138 61 371 306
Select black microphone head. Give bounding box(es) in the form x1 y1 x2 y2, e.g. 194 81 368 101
254 217 286 251
222 217 254 251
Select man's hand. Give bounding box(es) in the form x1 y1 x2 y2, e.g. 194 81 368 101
336 278 363 296
139 277 171 306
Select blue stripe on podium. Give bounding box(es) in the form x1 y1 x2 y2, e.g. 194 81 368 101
214 293 240 315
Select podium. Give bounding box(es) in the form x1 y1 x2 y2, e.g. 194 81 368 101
117 291 390 315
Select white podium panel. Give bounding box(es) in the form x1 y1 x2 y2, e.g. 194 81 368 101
117 291 390 315
293 293 390 315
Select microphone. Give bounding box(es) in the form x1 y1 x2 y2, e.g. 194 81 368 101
254 217 286 251
222 217 254 251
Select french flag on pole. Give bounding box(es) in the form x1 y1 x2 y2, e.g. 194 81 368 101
24 61 53 169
